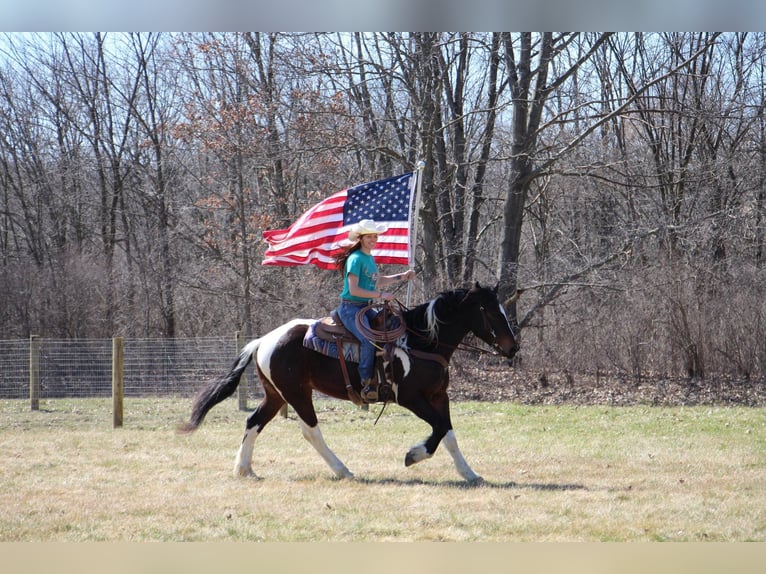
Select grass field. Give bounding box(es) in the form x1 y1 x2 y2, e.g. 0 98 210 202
1 396 765 542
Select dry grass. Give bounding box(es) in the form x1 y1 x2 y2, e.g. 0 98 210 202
1 397 764 541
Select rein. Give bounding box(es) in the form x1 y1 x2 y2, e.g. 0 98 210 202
362 298 503 364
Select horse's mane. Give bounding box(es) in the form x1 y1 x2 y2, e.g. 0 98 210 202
405 288 470 345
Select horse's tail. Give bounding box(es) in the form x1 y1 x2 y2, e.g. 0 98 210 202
178 338 260 433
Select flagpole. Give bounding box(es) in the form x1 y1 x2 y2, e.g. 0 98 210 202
406 160 425 307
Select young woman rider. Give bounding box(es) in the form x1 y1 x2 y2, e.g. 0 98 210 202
335 219 416 403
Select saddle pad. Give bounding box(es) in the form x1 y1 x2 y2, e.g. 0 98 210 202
303 321 360 363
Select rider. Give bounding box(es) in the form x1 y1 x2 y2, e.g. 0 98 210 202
335 219 416 403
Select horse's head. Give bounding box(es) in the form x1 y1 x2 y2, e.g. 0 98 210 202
461 283 520 359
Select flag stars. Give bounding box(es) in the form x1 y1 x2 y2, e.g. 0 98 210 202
344 174 411 225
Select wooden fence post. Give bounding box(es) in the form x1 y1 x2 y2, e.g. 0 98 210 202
112 337 124 428
29 335 40 411
236 331 248 411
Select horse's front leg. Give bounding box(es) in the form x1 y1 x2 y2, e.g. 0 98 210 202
441 429 482 483
399 386 482 483
404 427 481 483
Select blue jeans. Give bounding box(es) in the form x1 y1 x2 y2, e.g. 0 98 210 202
337 301 377 380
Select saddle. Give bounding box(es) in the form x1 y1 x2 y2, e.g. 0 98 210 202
313 310 358 343
309 310 395 405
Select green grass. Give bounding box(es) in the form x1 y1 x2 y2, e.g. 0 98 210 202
1 397 764 541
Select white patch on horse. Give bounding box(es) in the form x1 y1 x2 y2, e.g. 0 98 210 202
383 348 410 402
393 347 411 375
256 319 312 394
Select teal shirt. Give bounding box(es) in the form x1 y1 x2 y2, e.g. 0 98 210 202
340 250 378 302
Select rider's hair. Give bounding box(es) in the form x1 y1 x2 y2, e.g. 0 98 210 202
334 241 362 276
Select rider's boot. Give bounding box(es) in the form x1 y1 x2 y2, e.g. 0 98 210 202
360 378 378 403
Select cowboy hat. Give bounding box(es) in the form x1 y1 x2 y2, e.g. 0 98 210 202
348 219 388 242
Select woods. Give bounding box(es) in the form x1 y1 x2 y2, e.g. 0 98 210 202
2 32 766 383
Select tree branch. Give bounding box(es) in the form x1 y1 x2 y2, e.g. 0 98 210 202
517 225 669 328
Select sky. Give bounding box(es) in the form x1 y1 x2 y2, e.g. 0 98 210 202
2 0 766 32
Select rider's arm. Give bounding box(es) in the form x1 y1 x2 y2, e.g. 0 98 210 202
376 269 416 288
374 269 416 300
347 273 387 299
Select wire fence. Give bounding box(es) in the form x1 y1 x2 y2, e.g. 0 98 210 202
0 336 261 401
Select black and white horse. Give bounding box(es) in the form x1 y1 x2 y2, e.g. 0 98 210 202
181 283 519 483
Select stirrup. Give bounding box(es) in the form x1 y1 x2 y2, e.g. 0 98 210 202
360 379 378 403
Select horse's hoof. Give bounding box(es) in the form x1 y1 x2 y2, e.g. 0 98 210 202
405 444 429 467
234 465 256 478
467 475 485 486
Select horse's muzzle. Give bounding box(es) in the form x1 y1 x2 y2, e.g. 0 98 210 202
495 335 520 359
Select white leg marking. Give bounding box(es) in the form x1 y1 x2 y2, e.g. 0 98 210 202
405 440 432 467
234 427 259 478
299 420 354 479
442 430 482 483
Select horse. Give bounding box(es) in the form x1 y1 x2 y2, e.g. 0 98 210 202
180 283 520 483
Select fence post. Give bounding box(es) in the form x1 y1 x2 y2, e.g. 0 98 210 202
29 335 40 411
236 331 248 411
112 337 124 428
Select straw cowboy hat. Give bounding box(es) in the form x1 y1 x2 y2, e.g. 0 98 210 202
348 219 388 242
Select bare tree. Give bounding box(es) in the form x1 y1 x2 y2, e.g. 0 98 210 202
2 31 766 384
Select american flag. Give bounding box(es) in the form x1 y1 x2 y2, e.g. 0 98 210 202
262 172 416 270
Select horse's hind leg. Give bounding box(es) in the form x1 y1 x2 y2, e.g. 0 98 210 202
288 392 354 479
240 374 354 479
299 420 354 479
234 389 285 478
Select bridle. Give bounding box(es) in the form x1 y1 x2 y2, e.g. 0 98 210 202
390 297 515 359
466 303 517 357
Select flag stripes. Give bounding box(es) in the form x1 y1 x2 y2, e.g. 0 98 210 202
262 173 415 270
